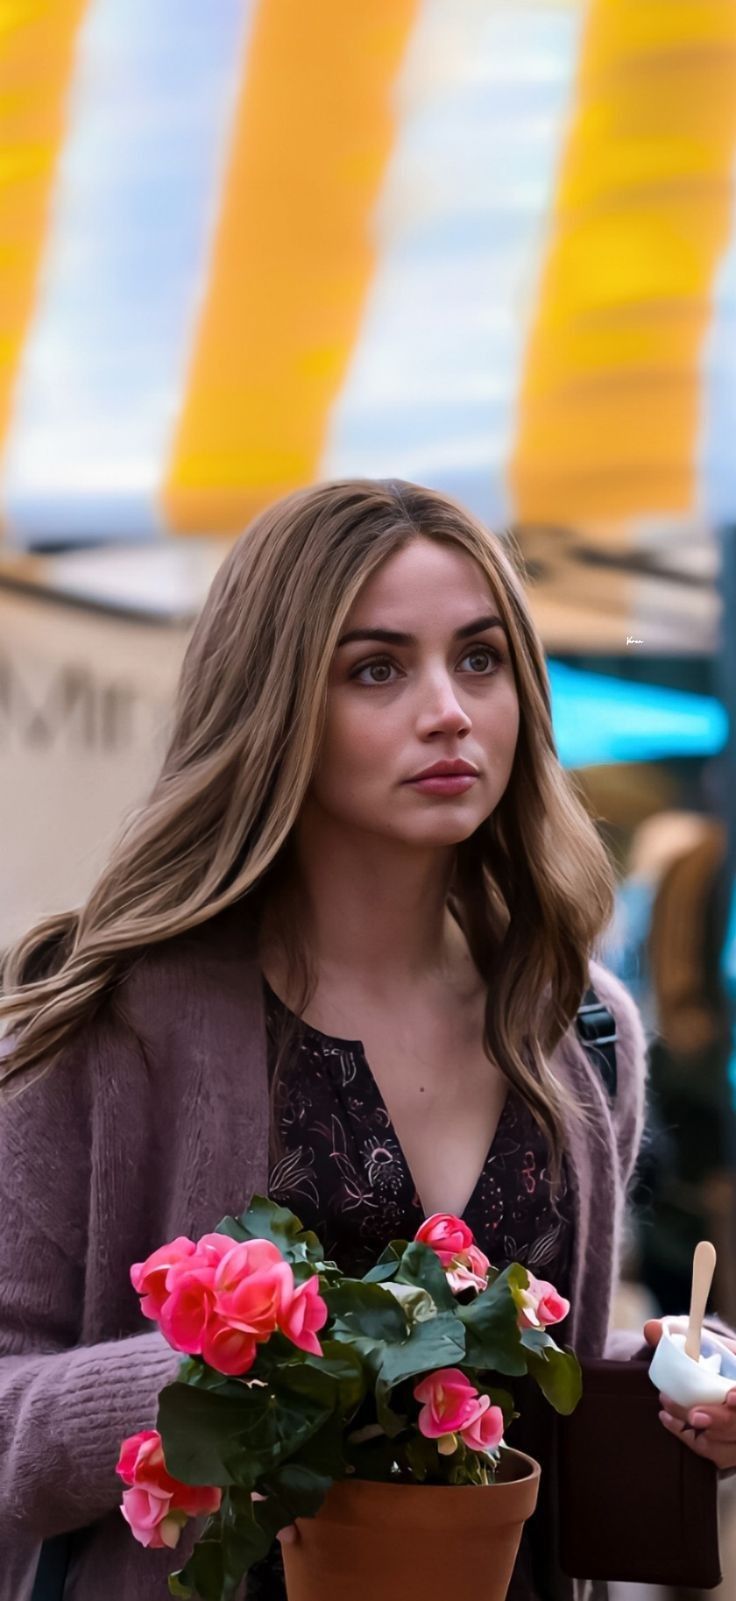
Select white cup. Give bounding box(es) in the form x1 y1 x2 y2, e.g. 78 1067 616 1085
648 1316 736 1408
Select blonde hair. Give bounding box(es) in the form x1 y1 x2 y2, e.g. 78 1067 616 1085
0 478 615 1177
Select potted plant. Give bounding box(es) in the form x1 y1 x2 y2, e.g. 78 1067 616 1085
117 1197 581 1601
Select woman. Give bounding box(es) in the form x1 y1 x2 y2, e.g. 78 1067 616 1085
0 479 727 1601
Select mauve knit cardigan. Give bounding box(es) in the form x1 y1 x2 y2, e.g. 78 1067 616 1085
0 906 649 1600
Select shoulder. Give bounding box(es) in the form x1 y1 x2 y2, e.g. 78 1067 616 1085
112 901 261 1044
550 958 648 1186
587 956 649 1091
0 904 255 1131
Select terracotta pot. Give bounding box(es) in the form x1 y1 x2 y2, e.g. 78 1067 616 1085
281 1447 541 1601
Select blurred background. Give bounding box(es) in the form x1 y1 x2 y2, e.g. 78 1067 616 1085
1 3 736 1595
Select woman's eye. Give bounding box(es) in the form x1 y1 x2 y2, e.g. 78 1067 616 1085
350 647 501 686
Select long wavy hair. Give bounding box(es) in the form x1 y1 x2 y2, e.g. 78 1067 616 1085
0 478 615 1178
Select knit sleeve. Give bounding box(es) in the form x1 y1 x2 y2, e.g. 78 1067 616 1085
0 1029 181 1544
587 956 649 1194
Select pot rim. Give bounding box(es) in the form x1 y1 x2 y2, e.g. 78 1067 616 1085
326 1446 541 1496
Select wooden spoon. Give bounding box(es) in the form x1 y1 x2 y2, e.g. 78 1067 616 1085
685 1240 717 1361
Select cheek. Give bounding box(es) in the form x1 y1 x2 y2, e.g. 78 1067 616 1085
485 685 520 758
312 697 395 790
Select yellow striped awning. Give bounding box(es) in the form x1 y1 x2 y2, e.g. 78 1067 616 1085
1 0 735 544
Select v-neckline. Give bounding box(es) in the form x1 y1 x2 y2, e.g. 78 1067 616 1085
262 972 511 1224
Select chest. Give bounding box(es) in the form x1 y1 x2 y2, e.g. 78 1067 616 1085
315 995 508 1221
265 982 578 1301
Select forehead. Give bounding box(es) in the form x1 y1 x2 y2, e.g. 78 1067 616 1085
346 539 497 621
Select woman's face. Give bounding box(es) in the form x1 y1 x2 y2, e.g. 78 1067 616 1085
305 537 520 849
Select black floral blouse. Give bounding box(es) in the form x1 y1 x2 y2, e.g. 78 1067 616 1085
248 974 575 1601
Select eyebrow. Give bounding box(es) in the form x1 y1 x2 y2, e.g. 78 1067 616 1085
336 613 508 648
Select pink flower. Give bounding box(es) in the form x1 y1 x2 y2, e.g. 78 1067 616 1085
158 1256 220 1356
192 1237 297 1375
414 1214 474 1267
196 1233 240 1267
131 1228 329 1376
116 1430 221 1551
516 1273 570 1331
199 1314 258 1376
413 1368 484 1439
214 1239 294 1340
130 1233 233 1352
277 1275 328 1356
459 1395 504 1454
130 1237 197 1322
446 1243 491 1294
413 1215 490 1295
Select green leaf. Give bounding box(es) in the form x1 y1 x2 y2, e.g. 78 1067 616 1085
361 1259 401 1285
158 1371 334 1490
322 1279 408 1342
485 1386 516 1426
212 1216 249 1246
520 1325 553 1353
402 1431 440 1483
170 1358 246 1395
378 1309 466 1387
300 1340 367 1415
168 1577 192 1598
392 1241 457 1313
158 1382 265 1488
361 1239 408 1280
272 1355 349 1419
458 1264 527 1375
258 1462 333 1525
215 1194 327 1267
522 1344 582 1415
262 1410 346 1512
250 1410 347 1544
282 1406 347 1486
169 1492 272 1600
345 1429 398 1481
374 1376 408 1438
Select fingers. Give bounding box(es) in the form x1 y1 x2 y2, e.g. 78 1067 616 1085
688 1392 736 1434
643 1316 689 1347
658 1391 693 1425
277 1524 298 1546
659 1411 736 1470
251 1490 299 1544
658 1388 736 1469
659 1388 736 1428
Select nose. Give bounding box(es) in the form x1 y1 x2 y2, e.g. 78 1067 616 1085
414 669 472 738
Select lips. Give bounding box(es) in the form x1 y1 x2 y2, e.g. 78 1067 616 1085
405 760 479 782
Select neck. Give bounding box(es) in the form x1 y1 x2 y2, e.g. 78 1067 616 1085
261 812 472 999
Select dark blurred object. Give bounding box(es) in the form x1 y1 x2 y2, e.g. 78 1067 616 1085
637 818 736 1321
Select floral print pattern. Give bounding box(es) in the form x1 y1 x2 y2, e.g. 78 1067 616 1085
264 975 574 1289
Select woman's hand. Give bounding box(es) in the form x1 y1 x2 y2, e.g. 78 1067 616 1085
644 1318 736 1471
251 1490 298 1545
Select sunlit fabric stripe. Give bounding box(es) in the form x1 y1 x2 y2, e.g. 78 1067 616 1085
320 0 585 528
0 0 252 546
162 0 419 534
508 0 736 524
0 0 89 530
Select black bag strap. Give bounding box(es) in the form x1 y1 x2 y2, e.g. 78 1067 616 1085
575 984 618 1101
31 1532 74 1601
